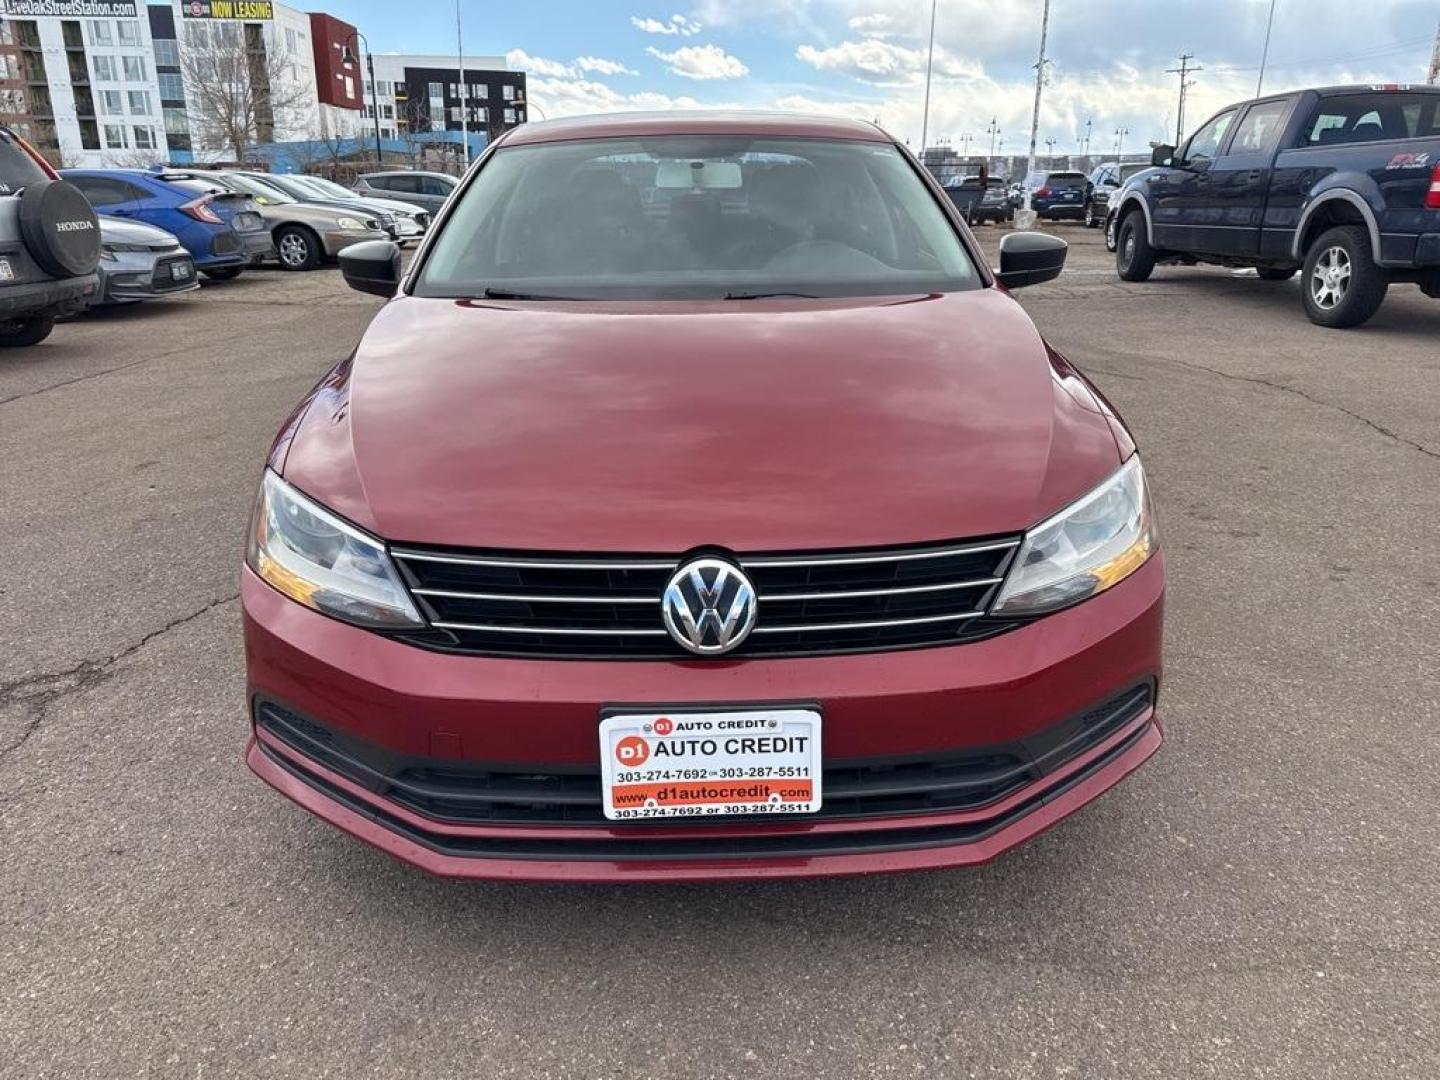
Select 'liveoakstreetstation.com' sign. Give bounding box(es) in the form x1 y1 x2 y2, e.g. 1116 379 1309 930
0 0 138 16
181 0 273 18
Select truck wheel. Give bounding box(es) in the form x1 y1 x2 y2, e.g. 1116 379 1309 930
1116 213 1156 282
1256 268 1296 281
1302 225 1388 329
0 317 55 348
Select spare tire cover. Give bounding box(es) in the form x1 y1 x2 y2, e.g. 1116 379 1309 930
18 180 101 278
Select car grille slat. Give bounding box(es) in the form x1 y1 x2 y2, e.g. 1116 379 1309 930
391 536 1023 660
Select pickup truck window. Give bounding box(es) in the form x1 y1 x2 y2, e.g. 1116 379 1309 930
1182 110 1237 164
1229 100 1289 155
1300 92 1440 147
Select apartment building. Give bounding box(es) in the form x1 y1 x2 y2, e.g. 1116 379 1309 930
363 54 526 145
1 0 169 166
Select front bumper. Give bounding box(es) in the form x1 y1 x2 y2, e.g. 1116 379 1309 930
320 229 390 257
97 252 198 304
243 553 1164 881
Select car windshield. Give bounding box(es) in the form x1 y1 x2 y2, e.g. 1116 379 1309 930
222 173 295 203
1045 173 1087 188
414 135 979 300
295 176 354 199
1118 164 1150 182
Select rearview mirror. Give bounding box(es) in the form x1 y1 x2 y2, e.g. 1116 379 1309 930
995 231 1067 289
339 239 401 298
1151 144 1175 167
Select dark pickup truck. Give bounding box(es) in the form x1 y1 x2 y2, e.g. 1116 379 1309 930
1107 84 1440 328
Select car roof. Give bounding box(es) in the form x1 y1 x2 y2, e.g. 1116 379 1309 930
499 110 891 148
363 170 452 178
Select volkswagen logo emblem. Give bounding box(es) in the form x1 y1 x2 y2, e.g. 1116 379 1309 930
661 558 758 656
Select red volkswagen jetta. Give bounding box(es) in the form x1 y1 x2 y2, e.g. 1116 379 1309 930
243 112 1163 882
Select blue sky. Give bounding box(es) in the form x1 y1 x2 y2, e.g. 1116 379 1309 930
320 0 1439 152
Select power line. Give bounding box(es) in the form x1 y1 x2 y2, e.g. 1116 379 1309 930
1165 53 1201 146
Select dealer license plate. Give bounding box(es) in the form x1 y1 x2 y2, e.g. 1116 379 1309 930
599 708 822 820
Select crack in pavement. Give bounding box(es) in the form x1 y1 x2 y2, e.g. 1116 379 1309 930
0 355 157 407
1157 354 1439 461
0 593 239 763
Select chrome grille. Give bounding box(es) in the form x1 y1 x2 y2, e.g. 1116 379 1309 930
390 537 1023 659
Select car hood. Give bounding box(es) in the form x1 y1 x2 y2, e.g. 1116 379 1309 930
280 289 1126 552
99 215 179 246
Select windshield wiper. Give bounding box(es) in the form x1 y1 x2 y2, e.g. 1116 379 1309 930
722 290 821 300
481 288 588 301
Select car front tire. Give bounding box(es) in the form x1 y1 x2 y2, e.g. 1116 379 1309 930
0 316 55 348
1301 225 1388 329
1116 213 1157 282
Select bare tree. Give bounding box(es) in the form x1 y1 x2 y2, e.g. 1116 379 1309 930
179 21 308 163
396 96 432 166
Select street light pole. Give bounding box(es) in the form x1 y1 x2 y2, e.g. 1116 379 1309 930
342 32 382 167
919 0 937 155
455 0 469 168
1256 0 1278 96
1114 126 1129 161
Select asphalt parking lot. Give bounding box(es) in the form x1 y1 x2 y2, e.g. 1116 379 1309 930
2 224 1437 1078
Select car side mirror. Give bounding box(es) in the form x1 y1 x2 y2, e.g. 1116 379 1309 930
339 239 401 298
996 231 1067 289
1151 145 1175 167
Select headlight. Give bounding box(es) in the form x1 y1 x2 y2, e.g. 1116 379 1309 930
992 456 1156 616
335 216 364 231
246 470 423 629
99 245 117 262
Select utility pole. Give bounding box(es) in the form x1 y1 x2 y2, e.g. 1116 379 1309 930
919 0 938 154
1428 19 1440 84
1166 52 1201 146
455 0 470 168
1256 0 1277 96
1024 0 1051 209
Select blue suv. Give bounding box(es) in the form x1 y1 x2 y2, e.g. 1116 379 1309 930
62 168 272 280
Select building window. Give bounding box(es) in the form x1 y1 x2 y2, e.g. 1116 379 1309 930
100 89 123 114
62 20 84 48
79 119 100 150
104 123 127 148
153 38 179 67
162 107 188 134
127 90 151 115
504 107 516 124
363 104 374 119
92 55 116 81
343 75 354 98
380 127 393 139
116 20 140 46
122 55 146 81
428 81 443 99
473 83 488 99
502 83 514 101
381 104 393 119
88 19 112 45
376 80 388 95
132 125 155 150
158 73 184 100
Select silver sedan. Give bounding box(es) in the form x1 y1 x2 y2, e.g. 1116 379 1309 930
95 216 198 305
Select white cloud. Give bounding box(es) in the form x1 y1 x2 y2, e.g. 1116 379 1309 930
847 13 894 37
576 56 640 76
506 49 575 79
630 14 704 36
646 43 750 80
796 39 983 85
523 74 712 118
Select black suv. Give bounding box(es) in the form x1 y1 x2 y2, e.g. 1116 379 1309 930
1082 162 1152 229
1107 84 1440 328
0 127 101 347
